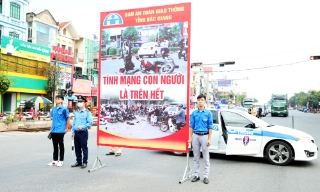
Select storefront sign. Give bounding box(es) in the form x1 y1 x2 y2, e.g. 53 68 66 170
51 46 74 63
1 35 51 62
58 63 73 89
72 78 92 96
91 87 98 96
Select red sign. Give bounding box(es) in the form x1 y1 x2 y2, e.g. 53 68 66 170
68 101 72 108
72 78 92 96
51 46 74 63
92 106 97 115
91 87 98 96
85 96 92 105
98 3 191 152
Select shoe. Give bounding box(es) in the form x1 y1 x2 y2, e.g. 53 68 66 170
106 152 115 155
115 153 121 157
81 163 87 169
47 161 58 166
191 176 200 182
71 162 82 167
203 177 209 184
57 161 63 167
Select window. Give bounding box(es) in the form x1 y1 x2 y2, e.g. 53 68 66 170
221 111 254 128
36 22 49 47
68 46 72 54
209 110 219 124
9 32 19 39
57 43 60 47
10 2 20 20
62 45 66 49
63 28 66 35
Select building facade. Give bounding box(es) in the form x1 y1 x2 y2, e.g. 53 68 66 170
0 0 28 41
26 9 58 48
0 35 51 113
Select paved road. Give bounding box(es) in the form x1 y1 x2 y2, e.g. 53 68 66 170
0 110 319 192
101 53 187 75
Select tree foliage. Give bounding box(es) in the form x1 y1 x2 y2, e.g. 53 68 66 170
102 30 110 47
157 24 181 46
0 55 14 95
289 91 320 108
43 61 62 102
122 27 139 42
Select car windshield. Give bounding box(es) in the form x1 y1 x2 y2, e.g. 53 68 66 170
169 107 177 111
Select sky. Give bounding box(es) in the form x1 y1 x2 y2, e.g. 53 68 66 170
28 0 320 103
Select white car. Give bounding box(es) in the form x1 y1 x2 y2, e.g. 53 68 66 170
138 42 162 58
189 108 318 165
165 107 179 115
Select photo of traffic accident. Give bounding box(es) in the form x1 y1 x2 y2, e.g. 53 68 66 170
98 99 187 139
101 21 188 75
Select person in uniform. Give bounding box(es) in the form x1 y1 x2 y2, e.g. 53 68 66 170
251 104 258 118
71 95 93 169
106 147 122 157
47 95 70 167
189 95 213 184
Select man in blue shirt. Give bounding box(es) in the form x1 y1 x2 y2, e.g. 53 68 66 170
71 95 93 169
47 95 70 167
189 95 213 184
174 104 186 131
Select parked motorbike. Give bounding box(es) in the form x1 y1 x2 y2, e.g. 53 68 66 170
160 115 179 132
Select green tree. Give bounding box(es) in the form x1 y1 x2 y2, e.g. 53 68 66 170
44 60 62 102
122 27 139 42
102 30 110 47
109 96 120 104
148 34 156 42
157 24 181 46
235 94 246 105
289 96 296 107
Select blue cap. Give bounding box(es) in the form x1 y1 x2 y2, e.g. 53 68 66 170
178 104 183 107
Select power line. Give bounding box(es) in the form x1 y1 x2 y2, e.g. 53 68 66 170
212 60 311 73
192 46 320 61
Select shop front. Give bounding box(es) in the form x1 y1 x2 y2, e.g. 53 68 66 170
0 36 50 113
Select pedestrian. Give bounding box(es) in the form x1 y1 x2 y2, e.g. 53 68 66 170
258 107 262 118
251 104 258 117
47 95 71 167
106 147 122 157
174 104 186 131
71 95 93 169
189 95 213 184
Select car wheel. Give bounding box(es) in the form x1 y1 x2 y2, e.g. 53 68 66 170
265 141 293 166
160 124 168 132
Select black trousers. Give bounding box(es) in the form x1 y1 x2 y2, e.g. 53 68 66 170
74 131 88 164
176 122 185 131
51 133 65 161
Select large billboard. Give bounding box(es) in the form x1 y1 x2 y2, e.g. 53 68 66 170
98 3 191 152
1 36 51 62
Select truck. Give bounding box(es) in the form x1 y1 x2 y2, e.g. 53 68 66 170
242 98 255 109
271 94 288 117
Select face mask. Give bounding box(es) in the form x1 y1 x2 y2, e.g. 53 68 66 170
77 103 83 108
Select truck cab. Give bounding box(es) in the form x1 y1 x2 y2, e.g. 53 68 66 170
271 94 288 117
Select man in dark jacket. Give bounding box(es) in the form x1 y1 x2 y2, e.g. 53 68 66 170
258 107 262 118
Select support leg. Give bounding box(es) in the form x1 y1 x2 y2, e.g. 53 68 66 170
88 147 107 173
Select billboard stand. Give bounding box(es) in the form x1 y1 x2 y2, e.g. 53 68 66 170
179 148 194 184
88 147 106 173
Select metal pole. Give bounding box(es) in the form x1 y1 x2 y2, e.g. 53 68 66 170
292 115 294 129
206 72 210 108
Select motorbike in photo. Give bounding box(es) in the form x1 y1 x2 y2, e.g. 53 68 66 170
182 46 188 61
137 50 179 74
177 47 183 59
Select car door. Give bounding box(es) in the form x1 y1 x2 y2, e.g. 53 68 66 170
221 111 262 155
209 110 220 150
